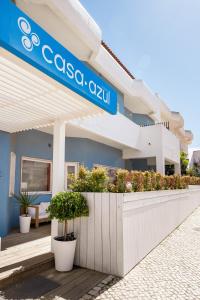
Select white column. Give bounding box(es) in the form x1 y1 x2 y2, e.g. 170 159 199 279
52 119 66 195
174 163 181 175
156 155 165 175
51 119 66 251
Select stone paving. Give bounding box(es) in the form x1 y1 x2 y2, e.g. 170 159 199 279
80 206 200 300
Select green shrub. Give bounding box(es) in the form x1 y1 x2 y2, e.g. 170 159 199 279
180 176 190 189
144 171 152 191
107 183 118 193
180 152 189 175
155 173 163 190
150 171 157 191
115 169 129 193
69 166 90 192
89 167 109 192
13 191 38 216
70 166 108 192
163 176 170 190
47 191 89 240
187 176 200 185
174 175 181 189
131 171 144 192
69 166 200 193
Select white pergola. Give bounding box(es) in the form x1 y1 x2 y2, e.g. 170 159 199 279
0 48 104 243
0 49 102 133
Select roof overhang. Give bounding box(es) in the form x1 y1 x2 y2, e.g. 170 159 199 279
0 0 117 133
0 48 102 132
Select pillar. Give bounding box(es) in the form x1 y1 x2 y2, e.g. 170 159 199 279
156 155 165 175
174 163 181 175
51 119 66 251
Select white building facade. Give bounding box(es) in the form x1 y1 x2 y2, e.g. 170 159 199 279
0 0 193 236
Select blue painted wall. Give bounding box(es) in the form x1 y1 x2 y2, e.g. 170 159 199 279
10 130 53 229
66 137 124 169
123 107 155 126
0 131 11 236
1 129 124 234
126 159 156 172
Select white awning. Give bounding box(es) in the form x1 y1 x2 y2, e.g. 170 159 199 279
0 48 102 133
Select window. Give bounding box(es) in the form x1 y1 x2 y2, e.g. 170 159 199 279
65 162 79 190
21 157 52 193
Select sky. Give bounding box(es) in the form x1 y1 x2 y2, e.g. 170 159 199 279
80 0 200 149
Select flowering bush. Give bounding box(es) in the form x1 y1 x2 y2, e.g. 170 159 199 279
69 166 200 193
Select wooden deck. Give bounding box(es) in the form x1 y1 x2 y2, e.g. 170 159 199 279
0 224 109 299
0 224 53 288
1 266 108 299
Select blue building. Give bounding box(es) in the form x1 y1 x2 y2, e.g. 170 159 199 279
0 0 192 236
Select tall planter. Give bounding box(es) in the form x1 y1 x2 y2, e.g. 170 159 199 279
53 238 77 272
47 192 89 272
19 215 31 233
63 188 200 277
13 191 38 234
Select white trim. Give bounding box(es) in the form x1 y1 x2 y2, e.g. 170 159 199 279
65 162 79 190
21 156 52 194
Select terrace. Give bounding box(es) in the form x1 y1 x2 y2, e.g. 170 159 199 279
0 224 108 299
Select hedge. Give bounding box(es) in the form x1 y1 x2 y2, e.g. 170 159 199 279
69 166 200 193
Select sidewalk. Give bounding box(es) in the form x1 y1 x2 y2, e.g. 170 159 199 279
82 206 200 300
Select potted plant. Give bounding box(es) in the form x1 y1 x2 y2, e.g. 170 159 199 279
47 191 89 272
13 191 38 233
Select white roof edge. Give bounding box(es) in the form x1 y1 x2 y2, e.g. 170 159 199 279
16 0 192 140
91 45 159 116
24 0 102 56
18 0 170 120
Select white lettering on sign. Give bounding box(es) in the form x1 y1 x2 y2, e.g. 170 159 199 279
42 45 110 104
18 16 111 106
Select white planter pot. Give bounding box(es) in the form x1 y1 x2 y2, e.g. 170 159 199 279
19 215 31 233
53 238 77 272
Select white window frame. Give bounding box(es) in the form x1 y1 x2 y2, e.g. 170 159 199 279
21 156 52 194
65 162 79 190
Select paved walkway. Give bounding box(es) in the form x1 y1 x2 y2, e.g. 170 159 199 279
81 206 200 300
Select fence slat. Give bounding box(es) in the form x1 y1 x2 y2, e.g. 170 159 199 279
110 193 117 275
94 193 103 272
86 193 95 270
102 193 111 274
80 215 88 267
74 217 81 265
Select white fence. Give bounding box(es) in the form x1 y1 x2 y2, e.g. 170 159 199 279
67 187 200 277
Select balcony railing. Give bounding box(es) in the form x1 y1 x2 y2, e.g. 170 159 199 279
140 121 170 130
